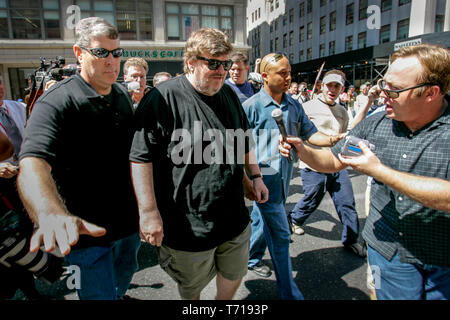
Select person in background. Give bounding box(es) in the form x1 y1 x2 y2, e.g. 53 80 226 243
123 57 149 108
152 72 171 87
287 82 298 97
225 52 256 103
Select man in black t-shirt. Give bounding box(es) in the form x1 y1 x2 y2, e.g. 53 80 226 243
17 17 140 300
130 28 268 300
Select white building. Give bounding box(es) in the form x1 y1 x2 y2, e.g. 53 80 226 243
247 0 450 85
0 0 249 100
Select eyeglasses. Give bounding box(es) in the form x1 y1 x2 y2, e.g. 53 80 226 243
80 46 124 58
196 56 233 71
377 79 435 99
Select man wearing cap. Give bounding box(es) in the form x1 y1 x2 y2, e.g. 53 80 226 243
289 70 366 258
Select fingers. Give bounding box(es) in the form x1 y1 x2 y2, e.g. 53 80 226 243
29 230 44 253
78 219 107 237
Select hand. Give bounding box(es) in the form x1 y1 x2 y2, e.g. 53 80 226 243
368 85 381 102
0 162 19 179
30 214 106 256
255 58 261 65
243 175 257 201
338 141 382 176
278 134 303 158
139 212 164 247
253 178 269 203
333 132 348 144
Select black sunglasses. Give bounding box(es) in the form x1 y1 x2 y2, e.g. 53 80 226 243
80 46 124 58
196 56 233 71
378 79 435 99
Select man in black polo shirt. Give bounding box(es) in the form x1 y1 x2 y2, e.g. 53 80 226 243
130 28 268 300
280 44 450 300
17 17 140 300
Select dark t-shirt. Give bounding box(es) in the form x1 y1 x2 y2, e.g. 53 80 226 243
130 75 251 251
19 74 139 249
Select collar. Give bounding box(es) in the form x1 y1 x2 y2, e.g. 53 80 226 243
75 73 115 100
258 88 291 110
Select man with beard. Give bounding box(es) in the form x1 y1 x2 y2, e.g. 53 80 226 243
17 17 140 300
130 28 268 300
288 70 367 258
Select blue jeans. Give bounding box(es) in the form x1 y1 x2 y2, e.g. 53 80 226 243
251 201 304 300
65 233 141 300
368 245 450 300
290 169 359 245
248 208 267 268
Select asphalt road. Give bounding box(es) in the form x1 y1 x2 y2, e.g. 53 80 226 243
14 166 371 301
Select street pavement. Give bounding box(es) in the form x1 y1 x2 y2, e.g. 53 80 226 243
14 166 371 301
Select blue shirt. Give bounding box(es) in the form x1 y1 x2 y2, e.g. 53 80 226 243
225 79 255 103
243 88 318 203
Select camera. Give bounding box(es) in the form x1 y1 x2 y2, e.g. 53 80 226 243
341 135 375 157
0 208 64 284
301 87 308 92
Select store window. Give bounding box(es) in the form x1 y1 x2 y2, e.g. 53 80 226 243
166 3 233 41
0 0 61 39
76 0 153 40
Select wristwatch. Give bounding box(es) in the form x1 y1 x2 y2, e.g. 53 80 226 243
249 173 262 180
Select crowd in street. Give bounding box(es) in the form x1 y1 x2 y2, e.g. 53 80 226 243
0 17 449 301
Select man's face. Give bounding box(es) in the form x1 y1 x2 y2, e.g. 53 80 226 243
263 56 291 95
362 86 369 95
124 65 147 92
229 61 248 85
289 83 298 95
189 52 230 96
299 84 308 96
322 81 344 104
381 56 427 123
0 75 5 103
75 36 121 93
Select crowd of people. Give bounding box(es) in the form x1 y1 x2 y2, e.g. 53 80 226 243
0 17 449 301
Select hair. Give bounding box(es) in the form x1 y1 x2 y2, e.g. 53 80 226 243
75 17 119 48
360 84 367 91
391 44 450 96
153 72 172 86
230 52 249 65
123 57 149 75
183 28 233 74
322 69 346 83
299 82 307 87
290 82 298 87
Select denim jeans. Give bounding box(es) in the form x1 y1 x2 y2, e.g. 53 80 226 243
251 201 304 300
248 208 267 268
368 245 450 300
65 232 141 300
290 169 359 245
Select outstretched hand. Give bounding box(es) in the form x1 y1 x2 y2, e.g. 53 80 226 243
30 214 106 256
338 141 382 176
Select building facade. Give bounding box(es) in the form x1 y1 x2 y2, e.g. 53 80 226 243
0 0 249 100
247 0 450 86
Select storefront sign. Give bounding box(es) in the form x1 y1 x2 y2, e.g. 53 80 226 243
122 49 184 59
394 38 422 51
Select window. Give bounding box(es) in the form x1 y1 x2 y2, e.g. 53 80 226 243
270 39 273 52
289 53 294 63
76 0 153 40
283 14 287 26
299 26 305 42
320 0 327 7
329 40 335 55
275 37 279 51
381 0 392 11
275 19 278 31
397 18 409 40
275 0 279 9
358 31 366 48
252 12 254 23
1 0 61 39
380 24 390 43
320 16 326 35
436 15 444 33
307 0 312 14
307 22 312 39
346 3 354 25
330 11 336 31
166 3 232 41
359 0 368 20
289 8 294 23
299 2 305 17
270 23 273 33
306 47 312 60
289 31 294 46
399 0 411 6
283 33 287 48
299 50 304 62
345 35 353 52
319 43 325 57
258 8 261 19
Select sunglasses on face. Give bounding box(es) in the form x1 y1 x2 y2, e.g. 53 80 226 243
377 79 435 99
196 56 233 71
80 46 124 58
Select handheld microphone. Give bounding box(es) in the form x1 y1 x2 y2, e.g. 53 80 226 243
271 108 295 162
125 81 140 93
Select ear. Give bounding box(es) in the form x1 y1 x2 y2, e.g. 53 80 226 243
187 58 196 73
425 85 441 102
73 45 83 65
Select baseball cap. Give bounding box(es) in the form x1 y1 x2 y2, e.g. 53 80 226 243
322 74 345 87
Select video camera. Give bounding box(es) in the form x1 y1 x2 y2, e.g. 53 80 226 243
26 56 77 117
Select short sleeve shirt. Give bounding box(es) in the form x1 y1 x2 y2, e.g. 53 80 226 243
331 103 450 267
